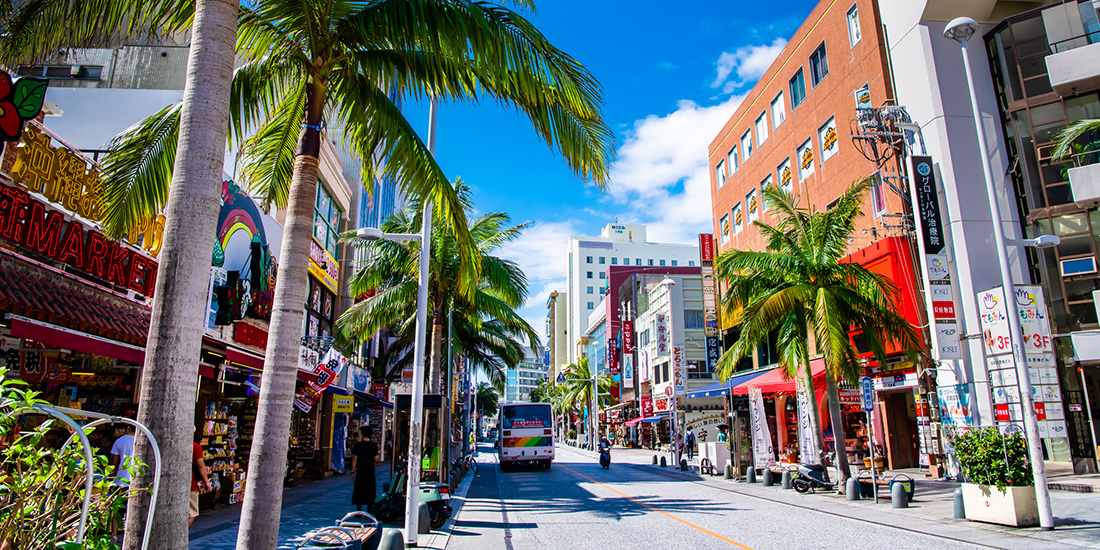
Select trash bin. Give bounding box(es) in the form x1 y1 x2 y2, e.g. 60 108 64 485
888 474 914 503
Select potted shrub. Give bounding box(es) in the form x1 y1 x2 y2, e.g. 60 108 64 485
953 427 1038 527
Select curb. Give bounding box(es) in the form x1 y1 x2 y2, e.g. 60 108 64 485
416 454 480 550
1048 482 1100 494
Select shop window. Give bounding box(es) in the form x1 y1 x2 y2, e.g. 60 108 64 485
847 4 861 47
314 181 343 258
789 69 807 109
809 42 828 87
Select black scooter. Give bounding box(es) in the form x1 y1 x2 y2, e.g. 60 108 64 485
791 463 835 493
370 464 452 528
598 446 611 469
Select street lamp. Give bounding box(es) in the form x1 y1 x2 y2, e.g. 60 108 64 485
945 16 1054 531
659 277 679 468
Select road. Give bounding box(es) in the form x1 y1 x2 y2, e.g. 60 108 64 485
447 445 985 550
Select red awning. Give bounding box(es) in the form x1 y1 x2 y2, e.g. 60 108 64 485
9 315 145 364
624 417 644 427
731 358 826 396
225 346 318 383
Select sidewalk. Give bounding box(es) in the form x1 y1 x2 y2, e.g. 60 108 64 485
590 446 1100 550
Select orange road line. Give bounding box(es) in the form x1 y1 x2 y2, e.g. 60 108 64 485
558 463 757 550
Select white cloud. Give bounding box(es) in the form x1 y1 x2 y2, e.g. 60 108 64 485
499 220 577 342
605 94 744 243
712 38 787 94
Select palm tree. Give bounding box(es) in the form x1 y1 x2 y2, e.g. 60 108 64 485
475 381 501 417
529 378 568 438
0 3 238 547
714 180 921 491
1052 119 1100 163
560 358 612 448
81 1 612 543
335 179 541 388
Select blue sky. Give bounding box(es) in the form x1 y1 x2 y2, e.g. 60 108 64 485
399 0 819 338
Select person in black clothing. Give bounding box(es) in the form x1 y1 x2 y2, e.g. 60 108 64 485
351 426 380 511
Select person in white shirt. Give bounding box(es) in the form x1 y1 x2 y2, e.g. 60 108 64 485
110 424 137 486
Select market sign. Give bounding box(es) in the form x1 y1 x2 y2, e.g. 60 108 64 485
0 179 158 297
910 155 944 254
333 396 354 413
308 238 339 293
294 348 347 412
622 320 634 354
655 312 669 357
672 345 685 394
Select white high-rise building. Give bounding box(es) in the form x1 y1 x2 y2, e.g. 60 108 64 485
565 224 700 363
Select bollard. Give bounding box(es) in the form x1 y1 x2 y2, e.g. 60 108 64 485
378 529 403 550
724 463 734 480
891 482 909 508
953 488 966 519
417 502 431 534
680 459 689 472
652 455 658 465
366 525 384 550
660 456 667 468
762 469 774 486
746 467 756 483
781 470 792 490
846 477 861 501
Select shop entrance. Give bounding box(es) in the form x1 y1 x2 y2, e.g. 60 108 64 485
882 391 917 470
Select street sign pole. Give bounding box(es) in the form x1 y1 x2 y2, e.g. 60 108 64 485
861 376 877 503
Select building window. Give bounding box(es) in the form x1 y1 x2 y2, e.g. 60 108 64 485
612 257 618 265
635 259 642 266
771 92 786 129
660 259 666 266
809 42 828 87
314 181 343 258
789 69 806 109
819 116 838 162
728 145 739 174
623 258 628 264
741 130 753 160
648 259 655 266
871 173 888 216
599 287 606 295
587 286 593 294
599 257 605 264
755 112 769 145
587 271 593 278
586 256 593 263
689 261 696 267
847 4 862 47
671 260 678 266
599 272 606 279
587 302 594 310
716 159 727 189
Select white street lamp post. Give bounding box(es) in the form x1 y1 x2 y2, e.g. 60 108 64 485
945 16 1054 531
659 277 679 468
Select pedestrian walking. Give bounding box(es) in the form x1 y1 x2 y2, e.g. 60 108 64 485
716 424 729 443
109 424 136 486
351 426 380 511
190 432 210 528
685 429 696 459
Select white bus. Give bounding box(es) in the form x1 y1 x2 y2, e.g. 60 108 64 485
498 402 554 470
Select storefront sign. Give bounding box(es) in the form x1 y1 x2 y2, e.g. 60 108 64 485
640 351 650 382
623 353 633 381
700 234 719 337
796 375 820 464
748 385 774 468
910 155 944 254
641 395 654 417
233 322 268 349
705 335 721 372
0 179 159 297
608 339 619 376
350 364 371 394
622 320 634 354
684 411 725 443
699 233 714 263
654 395 668 413
308 238 340 293
0 74 49 142
672 345 685 394
333 396 354 413
655 312 669 357
294 348 347 413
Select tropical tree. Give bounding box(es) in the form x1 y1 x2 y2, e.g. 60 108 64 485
72 1 612 544
335 179 541 389
0 2 238 546
475 381 501 417
714 180 920 491
1052 119 1100 163
560 358 612 448
529 377 568 438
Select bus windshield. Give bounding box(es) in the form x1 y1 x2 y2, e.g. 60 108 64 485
502 404 551 429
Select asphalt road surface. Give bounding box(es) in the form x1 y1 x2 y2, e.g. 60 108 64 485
446 445 984 550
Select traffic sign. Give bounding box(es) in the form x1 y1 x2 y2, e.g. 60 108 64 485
556 372 566 384
861 376 874 412
664 386 673 397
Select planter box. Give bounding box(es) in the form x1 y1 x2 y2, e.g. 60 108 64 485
961 483 1039 527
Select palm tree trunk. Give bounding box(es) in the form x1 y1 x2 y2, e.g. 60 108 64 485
237 76 327 549
801 357 826 479
429 304 444 393
121 1 237 548
825 372 852 492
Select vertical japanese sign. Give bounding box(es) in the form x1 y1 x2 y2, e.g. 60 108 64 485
796 375 820 464
700 233 721 370
672 345 685 394
622 320 634 353
655 312 669 357
910 155 944 254
624 353 633 382
294 348 347 412
977 284 1066 439
748 385 774 468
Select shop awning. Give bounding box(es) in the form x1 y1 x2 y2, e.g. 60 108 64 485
641 414 669 423
730 358 826 396
356 390 394 409
8 315 145 364
685 369 772 399
623 417 644 427
226 346 318 383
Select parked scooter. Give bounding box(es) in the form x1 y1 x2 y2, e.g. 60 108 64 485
370 463 453 528
791 463 835 493
598 437 611 469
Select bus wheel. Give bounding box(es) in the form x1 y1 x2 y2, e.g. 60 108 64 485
543 460 552 470
500 461 510 472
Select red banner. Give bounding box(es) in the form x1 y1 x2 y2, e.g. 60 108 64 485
699 234 714 263
622 320 634 354
641 396 654 417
